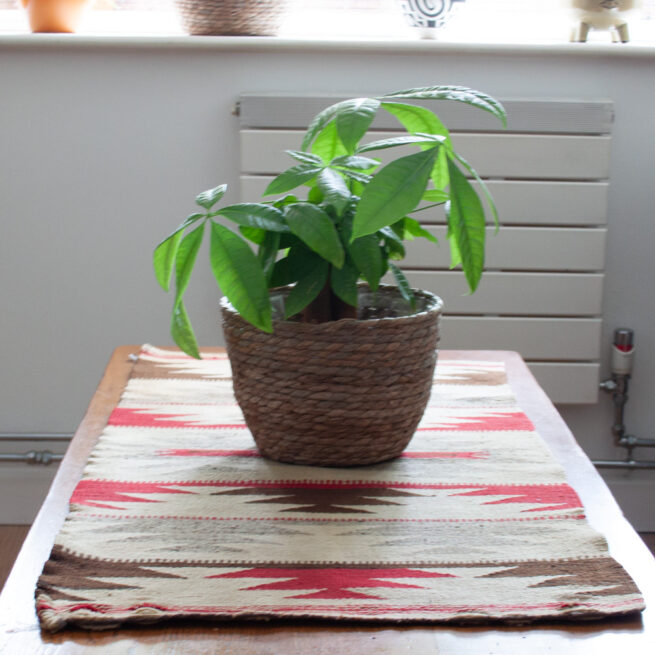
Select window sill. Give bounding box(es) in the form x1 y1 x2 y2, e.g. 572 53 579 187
1 32 655 57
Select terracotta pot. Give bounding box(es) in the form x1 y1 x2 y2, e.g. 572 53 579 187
22 0 92 34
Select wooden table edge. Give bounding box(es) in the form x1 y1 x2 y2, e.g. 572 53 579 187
1 347 653 651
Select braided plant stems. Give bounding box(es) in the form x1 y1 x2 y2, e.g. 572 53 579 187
221 285 442 467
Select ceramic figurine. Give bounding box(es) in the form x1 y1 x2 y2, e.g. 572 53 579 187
568 0 643 43
399 0 466 39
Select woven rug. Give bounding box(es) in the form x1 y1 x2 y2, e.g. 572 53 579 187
36 345 644 631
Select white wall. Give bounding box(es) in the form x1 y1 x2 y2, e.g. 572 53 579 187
1 38 654 526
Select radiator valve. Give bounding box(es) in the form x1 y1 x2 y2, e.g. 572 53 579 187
611 327 635 376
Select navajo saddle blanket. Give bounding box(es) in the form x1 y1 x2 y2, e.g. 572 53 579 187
36 345 644 631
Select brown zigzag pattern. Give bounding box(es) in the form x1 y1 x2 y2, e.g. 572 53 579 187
480 557 642 598
212 486 422 514
37 545 184 601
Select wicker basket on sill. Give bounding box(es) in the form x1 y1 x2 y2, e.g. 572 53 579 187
174 0 290 36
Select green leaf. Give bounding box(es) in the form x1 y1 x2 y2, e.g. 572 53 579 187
279 233 302 249
269 256 294 288
209 222 273 332
258 232 281 285
216 203 290 232
284 259 329 319
390 219 405 239
352 147 439 240
348 234 382 291
450 150 500 232
357 134 445 154
302 98 360 151
331 256 360 307
311 121 349 163
317 168 350 214
285 203 345 268
404 217 438 243
182 212 207 226
264 164 324 196
331 155 380 171
381 85 507 128
388 263 415 310
272 194 300 209
335 98 381 153
269 244 314 287
448 231 463 269
382 100 453 192
286 150 324 165
432 147 449 191
195 184 227 210
153 229 185 292
174 223 205 304
338 210 354 242
307 186 324 204
171 300 201 359
422 189 450 203
239 225 266 244
153 213 205 291
446 159 486 293
380 226 406 260
339 169 372 185
381 101 450 141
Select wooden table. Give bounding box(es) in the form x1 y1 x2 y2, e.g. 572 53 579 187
1 347 654 654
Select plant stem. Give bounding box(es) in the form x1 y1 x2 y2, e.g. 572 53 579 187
332 291 357 320
408 202 446 214
301 279 357 323
302 280 332 323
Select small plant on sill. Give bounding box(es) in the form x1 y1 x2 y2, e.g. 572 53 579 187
153 85 506 358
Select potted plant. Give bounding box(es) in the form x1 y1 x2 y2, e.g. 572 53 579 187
154 85 506 467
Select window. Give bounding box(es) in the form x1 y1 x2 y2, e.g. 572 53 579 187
2 0 654 43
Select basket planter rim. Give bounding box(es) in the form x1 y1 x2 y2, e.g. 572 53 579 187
219 283 443 332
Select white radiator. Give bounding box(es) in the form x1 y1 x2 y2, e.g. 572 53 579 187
238 95 612 404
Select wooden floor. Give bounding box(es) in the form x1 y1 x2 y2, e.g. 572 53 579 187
1 526 29 591
1 525 654 592
641 531 655 556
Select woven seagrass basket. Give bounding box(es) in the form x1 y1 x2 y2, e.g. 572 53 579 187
174 0 290 36
220 284 443 467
